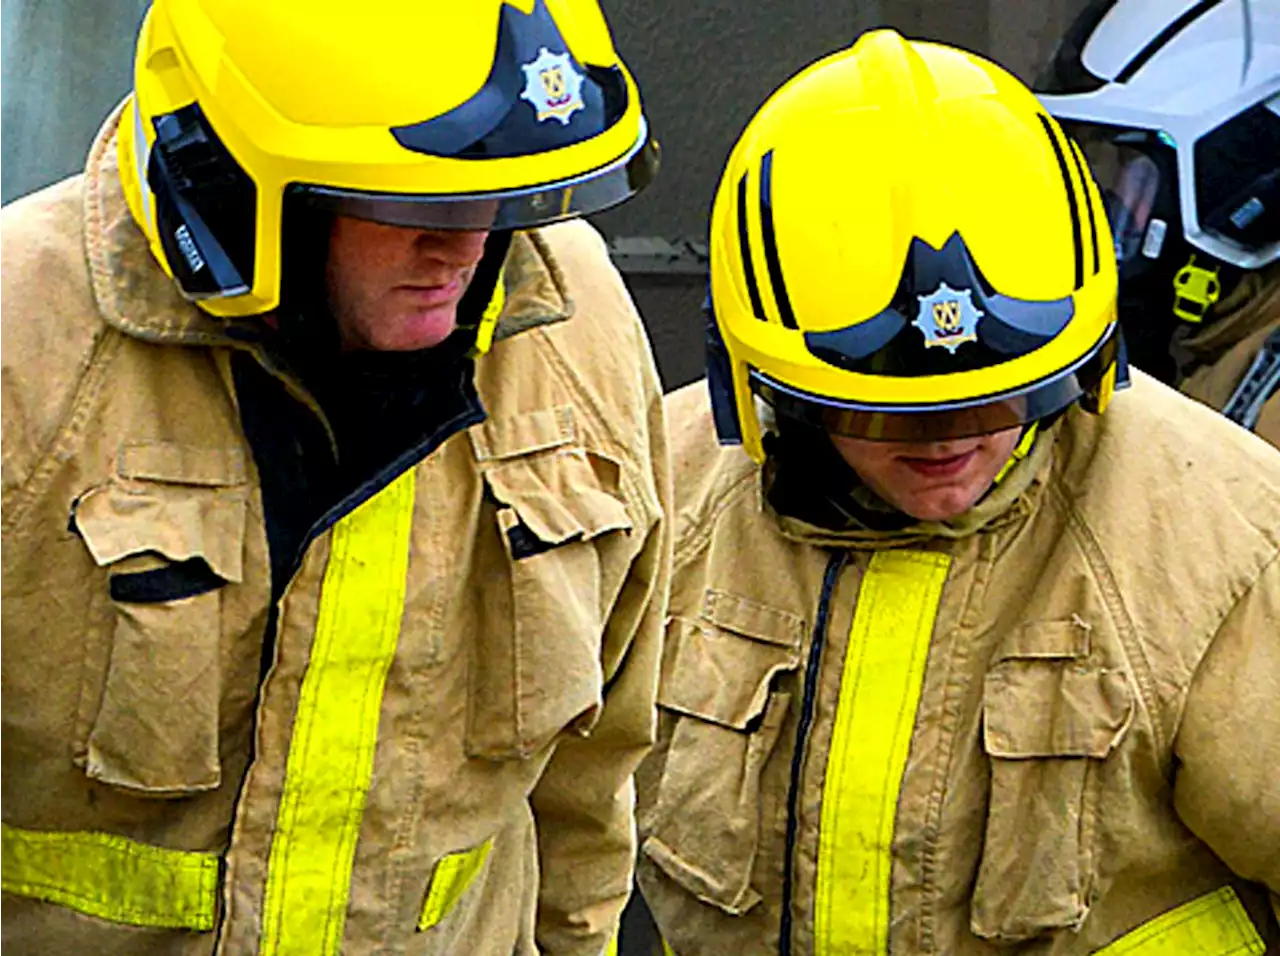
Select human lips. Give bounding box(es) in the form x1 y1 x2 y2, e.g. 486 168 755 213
896 448 978 479
395 277 462 308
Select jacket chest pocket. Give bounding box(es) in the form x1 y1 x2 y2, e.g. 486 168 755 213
642 591 805 916
464 408 634 760
71 442 248 796
972 621 1135 943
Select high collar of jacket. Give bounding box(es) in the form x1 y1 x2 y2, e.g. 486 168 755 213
1178 261 1280 363
82 99 575 352
762 422 1057 550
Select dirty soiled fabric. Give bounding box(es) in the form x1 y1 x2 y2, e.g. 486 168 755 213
636 373 1280 956
1 101 672 956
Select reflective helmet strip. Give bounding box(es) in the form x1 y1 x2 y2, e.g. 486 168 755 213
814 550 951 954
259 468 417 954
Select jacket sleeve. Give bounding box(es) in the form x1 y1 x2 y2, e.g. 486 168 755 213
1173 551 1280 910
529 341 673 956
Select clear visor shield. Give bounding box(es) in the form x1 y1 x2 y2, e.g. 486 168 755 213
292 126 659 232
752 326 1121 443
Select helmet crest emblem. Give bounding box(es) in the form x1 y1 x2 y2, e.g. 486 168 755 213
521 48 585 125
914 281 982 352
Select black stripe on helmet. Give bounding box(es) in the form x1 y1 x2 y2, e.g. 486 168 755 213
758 149 799 329
736 172 768 320
1038 114 1085 290
1068 139 1101 275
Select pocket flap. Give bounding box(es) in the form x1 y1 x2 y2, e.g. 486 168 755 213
995 618 1092 661
658 615 798 729
703 589 806 649
118 441 246 487
468 406 575 462
73 480 247 584
485 450 631 549
983 660 1134 758
642 834 763 917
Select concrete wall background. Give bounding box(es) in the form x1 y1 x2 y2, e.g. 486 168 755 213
1 1 149 204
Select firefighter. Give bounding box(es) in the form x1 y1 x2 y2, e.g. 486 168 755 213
1 1 670 953
1037 0 1280 446
635 29 1280 956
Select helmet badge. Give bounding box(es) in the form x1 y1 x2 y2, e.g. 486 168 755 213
915 281 982 352
520 48 585 125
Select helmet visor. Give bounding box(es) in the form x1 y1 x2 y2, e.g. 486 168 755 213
291 126 658 232
752 326 1120 442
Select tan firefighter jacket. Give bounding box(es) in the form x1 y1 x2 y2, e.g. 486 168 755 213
636 373 1280 956
1178 262 1280 449
1 106 671 956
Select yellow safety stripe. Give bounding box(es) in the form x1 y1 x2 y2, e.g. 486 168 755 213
1096 887 1263 956
0 822 218 930
418 837 494 931
260 469 417 954
814 550 951 955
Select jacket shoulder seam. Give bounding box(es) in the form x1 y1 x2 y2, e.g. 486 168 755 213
1056 482 1166 756
2 325 125 535
673 467 759 571
527 322 661 518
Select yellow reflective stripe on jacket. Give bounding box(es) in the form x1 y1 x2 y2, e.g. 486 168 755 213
814 550 951 955
260 469 417 954
0 822 218 930
1096 887 1264 956
418 837 494 930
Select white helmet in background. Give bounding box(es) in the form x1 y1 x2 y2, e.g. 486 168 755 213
1036 0 1279 376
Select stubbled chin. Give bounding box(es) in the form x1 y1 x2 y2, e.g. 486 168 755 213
366 307 459 351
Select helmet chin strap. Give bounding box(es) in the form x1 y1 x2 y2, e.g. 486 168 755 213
455 230 514 356
703 292 745 445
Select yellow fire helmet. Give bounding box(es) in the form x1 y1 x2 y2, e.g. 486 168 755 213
706 29 1125 462
118 0 659 317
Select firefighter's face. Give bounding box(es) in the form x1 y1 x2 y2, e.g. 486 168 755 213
326 217 489 351
830 426 1023 520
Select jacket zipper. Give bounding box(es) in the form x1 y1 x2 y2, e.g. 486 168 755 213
214 400 486 947
779 549 849 956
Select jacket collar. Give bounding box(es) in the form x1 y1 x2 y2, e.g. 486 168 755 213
83 100 574 350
